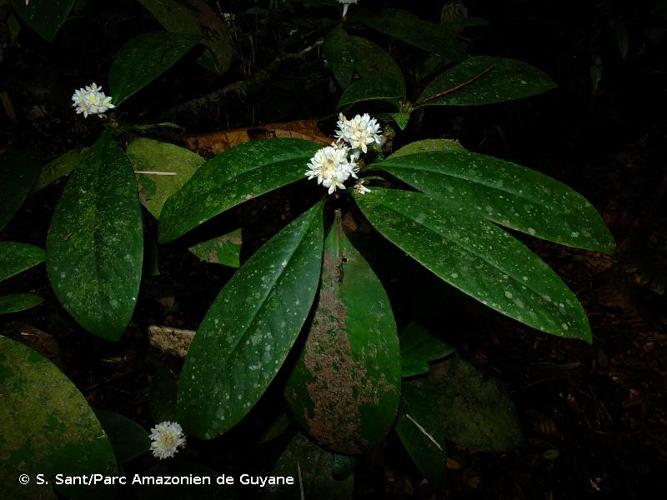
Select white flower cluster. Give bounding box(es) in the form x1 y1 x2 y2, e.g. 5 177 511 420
149 421 186 460
71 83 115 118
338 0 358 17
305 113 382 195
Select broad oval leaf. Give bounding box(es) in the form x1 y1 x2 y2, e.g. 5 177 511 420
10 0 75 41
323 27 356 88
95 410 150 464
0 242 45 282
395 397 447 489
389 138 465 158
285 215 401 454
47 131 144 340
0 293 43 314
355 189 592 341
126 138 205 218
350 35 405 92
188 229 242 268
263 433 354 499
339 77 404 109
0 337 117 499
355 8 464 62
33 148 88 192
417 56 556 107
110 31 201 106
402 356 522 453
159 139 321 243
375 150 615 252
0 150 42 232
400 322 455 378
178 203 324 439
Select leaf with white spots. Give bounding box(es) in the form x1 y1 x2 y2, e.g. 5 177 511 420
285 213 401 454
0 337 117 499
375 150 615 252
178 202 325 439
9 0 76 42
416 56 556 107
46 131 144 341
159 139 321 243
355 189 592 341
0 242 45 283
323 26 356 89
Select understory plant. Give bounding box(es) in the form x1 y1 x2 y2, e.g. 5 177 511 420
0 0 615 497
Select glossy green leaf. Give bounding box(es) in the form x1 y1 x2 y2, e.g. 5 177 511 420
0 150 41 232
395 393 447 488
189 229 242 268
263 433 354 500
403 356 522 452
110 31 201 105
33 148 88 192
389 112 410 130
0 293 42 314
417 56 556 107
126 138 205 218
0 242 45 282
138 0 233 75
350 35 405 91
400 322 455 378
355 189 592 341
46 131 144 341
10 0 75 41
339 77 404 109
355 8 464 62
178 203 324 439
159 139 321 243
389 138 465 158
0 337 117 499
285 214 401 454
323 27 355 88
95 410 150 464
375 150 615 252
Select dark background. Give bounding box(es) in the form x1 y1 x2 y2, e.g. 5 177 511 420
2 0 667 498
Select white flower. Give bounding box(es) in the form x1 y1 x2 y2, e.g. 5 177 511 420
305 143 359 194
338 0 358 17
335 113 383 154
354 180 371 195
71 83 115 118
149 421 186 460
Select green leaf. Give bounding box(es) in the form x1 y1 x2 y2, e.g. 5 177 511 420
400 322 455 378
178 203 324 439
350 35 405 91
109 31 201 106
10 0 75 41
0 293 43 314
417 56 556 107
0 150 41 232
375 150 615 252
323 27 355 88
355 8 464 62
395 397 447 489
263 433 354 500
95 410 150 464
402 356 522 452
389 138 465 158
159 139 321 243
285 214 401 454
389 112 410 130
339 77 404 109
355 188 592 341
0 337 117 499
46 131 144 341
138 0 233 75
33 148 88 192
188 229 242 268
0 242 45 282
126 138 205 219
